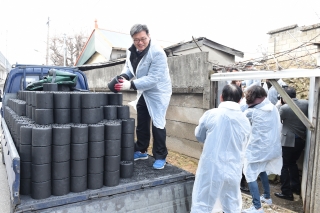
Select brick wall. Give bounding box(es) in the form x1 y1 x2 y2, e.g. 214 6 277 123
267 23 320 60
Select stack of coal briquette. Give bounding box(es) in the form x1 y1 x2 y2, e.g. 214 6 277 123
4 88 135 200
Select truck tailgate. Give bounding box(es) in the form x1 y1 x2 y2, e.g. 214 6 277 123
16 158 194 213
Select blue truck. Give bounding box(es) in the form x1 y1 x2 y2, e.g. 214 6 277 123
0 64 194 213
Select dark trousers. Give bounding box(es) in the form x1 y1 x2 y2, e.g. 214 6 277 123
281 137 305 195
134 95 168 160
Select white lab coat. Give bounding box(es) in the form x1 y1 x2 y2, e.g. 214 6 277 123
244 79 261 93
266 79 287 105
121 40 172 129
243 98 282 183
191 101 251 213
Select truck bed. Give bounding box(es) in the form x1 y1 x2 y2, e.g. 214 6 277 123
2 117 194 213
17 158 194 213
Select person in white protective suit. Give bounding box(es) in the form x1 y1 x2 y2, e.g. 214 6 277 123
264 79 287 105
112 24 172 170
191 84 251 213
241 85 282 213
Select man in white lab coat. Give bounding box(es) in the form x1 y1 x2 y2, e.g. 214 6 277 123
113 24 172 169
191 84 251 213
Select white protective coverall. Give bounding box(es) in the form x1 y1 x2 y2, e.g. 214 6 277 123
243 98 283 183
191 101 251 213
266 79 287 105
121 40 172 129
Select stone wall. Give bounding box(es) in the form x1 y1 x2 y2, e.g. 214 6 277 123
84 52 213 159
267 23 320 60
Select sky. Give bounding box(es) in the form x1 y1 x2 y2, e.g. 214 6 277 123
0 0 320 66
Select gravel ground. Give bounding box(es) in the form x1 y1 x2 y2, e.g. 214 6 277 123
165 148 304 213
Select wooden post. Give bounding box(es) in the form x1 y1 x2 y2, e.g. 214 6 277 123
304 77 320 213
210 81 217 109
304 44 320 213
269 79 314 130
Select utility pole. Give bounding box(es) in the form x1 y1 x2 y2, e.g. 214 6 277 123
46 17 50 65
63 33 67 66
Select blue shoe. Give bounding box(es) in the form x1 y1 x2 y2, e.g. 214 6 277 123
153 159 166 169
134 151 148 161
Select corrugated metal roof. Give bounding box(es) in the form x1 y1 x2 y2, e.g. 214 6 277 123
77 58 126 71
164 37 244 58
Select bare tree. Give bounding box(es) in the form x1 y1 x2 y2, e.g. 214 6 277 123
50 32 87 66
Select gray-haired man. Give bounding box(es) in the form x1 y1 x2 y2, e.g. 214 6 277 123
113 24 172 169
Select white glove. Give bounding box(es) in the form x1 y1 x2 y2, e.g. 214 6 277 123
122 80 131 90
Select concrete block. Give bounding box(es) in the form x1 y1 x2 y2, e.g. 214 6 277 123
168 52 210 89
166 120 197 141
286 38 297 45
166 106 204 125
121 92 137 102
281 44 290 51
166 136 203 159
278 40 287 45
169 93 203 108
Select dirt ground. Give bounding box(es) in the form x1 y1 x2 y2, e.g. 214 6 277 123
163 148 304 213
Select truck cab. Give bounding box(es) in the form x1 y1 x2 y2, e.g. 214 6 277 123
1 64 89 116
